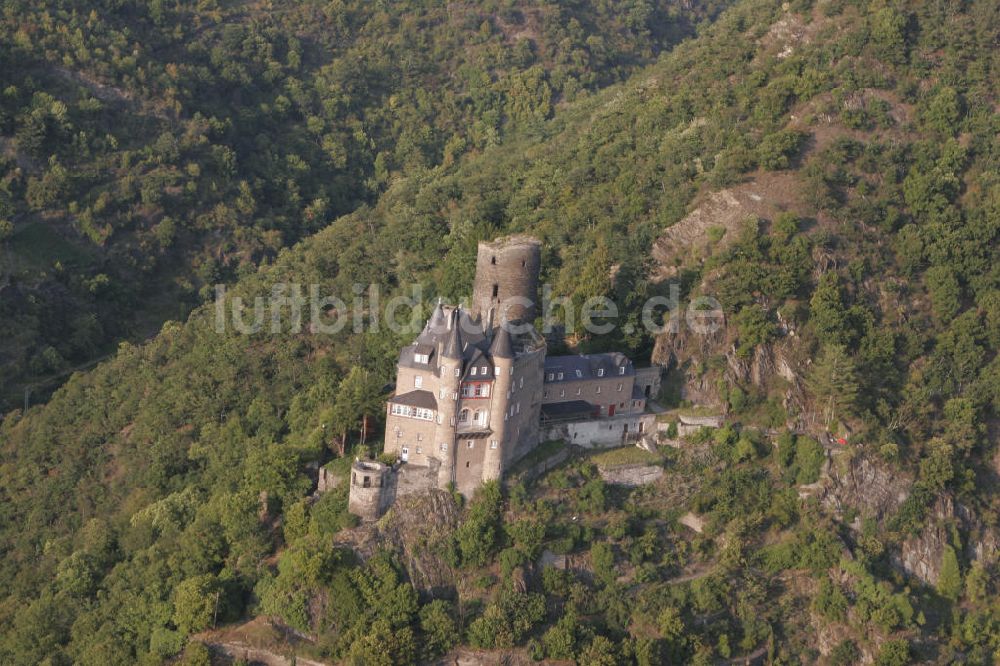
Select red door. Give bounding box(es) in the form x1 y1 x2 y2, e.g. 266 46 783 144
608 404 616 416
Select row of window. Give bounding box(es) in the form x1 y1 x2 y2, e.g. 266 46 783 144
389 403 435 420
461 382 491 398
459 408 488 425
545 366 625 382
543 382 625 398
398 438 500 460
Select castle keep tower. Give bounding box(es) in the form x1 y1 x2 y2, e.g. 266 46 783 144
471 236 542 329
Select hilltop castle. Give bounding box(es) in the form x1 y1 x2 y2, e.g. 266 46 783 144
348 236 660 518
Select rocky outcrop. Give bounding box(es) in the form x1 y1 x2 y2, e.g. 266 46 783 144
822 454 912 523
893 495 954 585
892 494 1000 586
336 489 460 597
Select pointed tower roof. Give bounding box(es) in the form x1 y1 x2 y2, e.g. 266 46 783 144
426 300 447 333
441 308 463 359
489 324 514 359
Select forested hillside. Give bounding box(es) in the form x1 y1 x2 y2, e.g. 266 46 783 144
2 0 999 663
0 0 724 408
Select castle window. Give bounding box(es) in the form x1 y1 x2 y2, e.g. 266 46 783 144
440 443 448 452
465 461 470 468
557 372 563 380
414 351 429 364
459 409 470 423
597 368 605 377
491 256 496 265
474 410 486 425
490 440 498 449
417 433 423 441
543 389 548 398
596 386 602 394
619 402 625 409
576 388 582 396
495 367 501 376
575 369 582 378
521 259 526 267
547 373 554 381
414 375 423 388
560 389 565 397
619 366 626 375
492 284 498 298
455 367 460 377
416 446 422 453
467 441 474 449
481 365 487 374
481 384 490 397
617 383 622 391
471 366 478 376
519 377 524 388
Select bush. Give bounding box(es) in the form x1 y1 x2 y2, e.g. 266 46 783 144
757 130 807 170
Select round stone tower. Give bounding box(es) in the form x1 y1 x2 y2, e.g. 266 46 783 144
348 459 391 521
471 236 542 329
434 308 462 489
482 326 514 481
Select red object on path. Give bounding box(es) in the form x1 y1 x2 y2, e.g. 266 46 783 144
836 437 847 445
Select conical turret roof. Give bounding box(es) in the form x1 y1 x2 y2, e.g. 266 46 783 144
489 324 514 359
441 308 463 359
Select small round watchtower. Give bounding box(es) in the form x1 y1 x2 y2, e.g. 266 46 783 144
348 460 391 521
471 235 542 329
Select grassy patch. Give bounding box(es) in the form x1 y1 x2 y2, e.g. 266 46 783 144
509 439 566 475
590 446 662 468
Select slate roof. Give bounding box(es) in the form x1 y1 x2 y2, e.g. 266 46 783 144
387 390 438 410
540 400 595 420
543 353 634 382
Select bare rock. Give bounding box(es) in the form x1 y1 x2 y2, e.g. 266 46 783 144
336 489 460 598
822 454 912 522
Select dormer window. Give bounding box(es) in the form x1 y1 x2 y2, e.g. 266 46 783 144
619 366 625 375
575 369 582 378
481 365 487 374
597 368 605 377
557 372 563 380
471 366 478 376
415 352 429 364
547 373 554 381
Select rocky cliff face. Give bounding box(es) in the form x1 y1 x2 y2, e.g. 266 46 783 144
822 454 912 523
335 489 460 597
652 313 806 420
823 455 999 586
893 494 1000 586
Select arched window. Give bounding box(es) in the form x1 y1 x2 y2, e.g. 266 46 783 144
459 409 470 422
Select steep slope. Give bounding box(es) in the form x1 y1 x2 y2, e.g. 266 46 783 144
0 0 727 408
1 0 999 662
